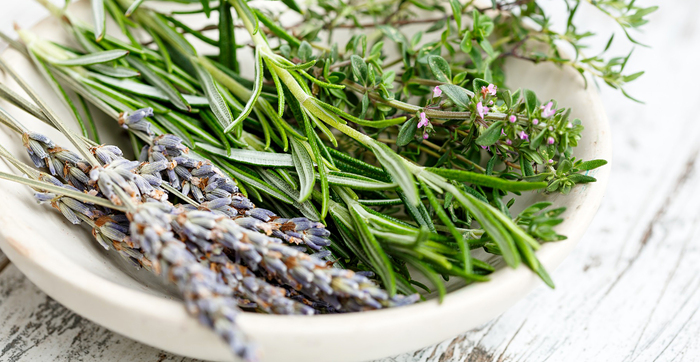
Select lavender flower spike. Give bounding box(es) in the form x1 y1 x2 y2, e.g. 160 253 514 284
118 107 154 135
172 210 418 312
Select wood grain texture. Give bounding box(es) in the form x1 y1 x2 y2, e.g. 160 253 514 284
0 265 200 362
1 0 699 362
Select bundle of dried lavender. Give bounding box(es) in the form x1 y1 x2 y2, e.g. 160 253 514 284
122 108 333 251
0 87 302 360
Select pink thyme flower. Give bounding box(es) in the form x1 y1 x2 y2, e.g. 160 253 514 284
480 84 498 98
432 86 442 98
489 100 494 105
548 126 554 131
487 84 497 95
547 159 554 164
417 112 430 128
477 102 489 120
508 115 517 123
506 139 512 145
567 122 573 128
518 131 529 140
547 136 555 145
423 133 429 140
541 101 556 118
532 118 539 125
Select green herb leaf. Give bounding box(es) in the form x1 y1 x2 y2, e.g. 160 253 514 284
577 159 608 171
524 89 538 117
290 137 316 202
193 60 233 132
219 1 238 72
476 121 503 146
439 84 473 108
325 172 397 190
87 64 139 78
397 117 418 147
428 55 451 83
427 168 547 191
368 141 419 206
351 55 368 85
91 0 106 42
49 50 129 66
449 0 463 30
349 204 396 295
226 50 264 133
216 160 293 204
125 0 146 17
460 31 473 53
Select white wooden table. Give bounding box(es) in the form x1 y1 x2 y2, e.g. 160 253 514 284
2 1 699 361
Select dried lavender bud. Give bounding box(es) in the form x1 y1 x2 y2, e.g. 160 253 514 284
188 245 314 315
18 131 320 361
89 159 167 204
118 108 154 136
93 145 124 165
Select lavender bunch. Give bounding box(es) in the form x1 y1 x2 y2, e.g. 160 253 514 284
123 108 333 251
0 83 312 361
16 102 358 314
16 134 288 361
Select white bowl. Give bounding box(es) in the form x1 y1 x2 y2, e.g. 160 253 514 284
0 2 611 361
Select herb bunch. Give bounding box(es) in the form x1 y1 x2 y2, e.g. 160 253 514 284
1 0 637 313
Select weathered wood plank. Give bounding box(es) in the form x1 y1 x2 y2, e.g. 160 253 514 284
0 264 201 362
